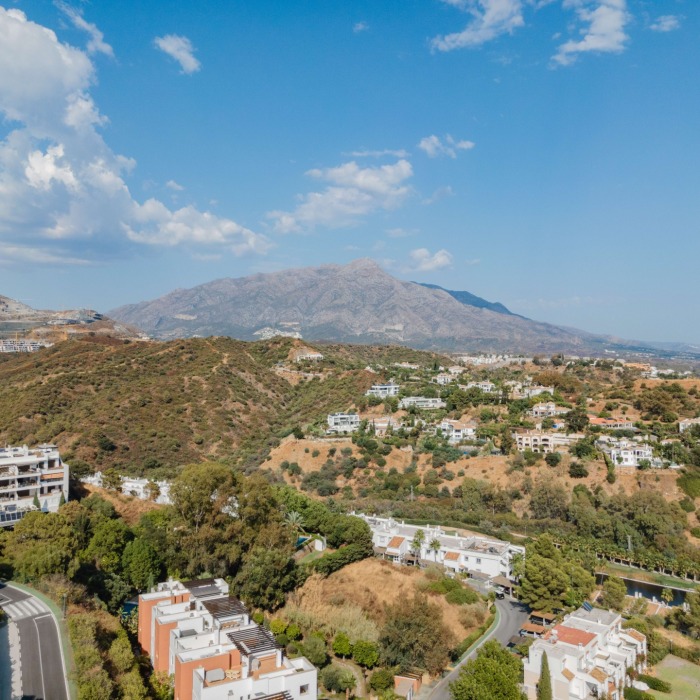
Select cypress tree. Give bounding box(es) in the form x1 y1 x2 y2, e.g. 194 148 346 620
537 651 552 700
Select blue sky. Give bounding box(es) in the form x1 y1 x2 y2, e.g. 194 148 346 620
0 1 697 343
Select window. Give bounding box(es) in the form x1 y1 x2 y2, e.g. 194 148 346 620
300 686 309 695
476 558 481 564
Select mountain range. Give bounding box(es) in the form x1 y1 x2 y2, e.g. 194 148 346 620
108 259 695 357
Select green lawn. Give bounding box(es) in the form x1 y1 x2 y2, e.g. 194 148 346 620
649 655 700 700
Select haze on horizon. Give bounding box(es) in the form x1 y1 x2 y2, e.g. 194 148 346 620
0 1 697 344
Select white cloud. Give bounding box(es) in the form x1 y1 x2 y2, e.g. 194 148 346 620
408 247 453 271
649 15 680 33
268 160 413 233
422 185 455 205
553 0 629 66
166 179 184 191
347 148 409 158
386 227 417 238
353 21 369 33
0 9 267 264
418 134 475 158
431 0 525 52
154 34 201 74
56 3 114 57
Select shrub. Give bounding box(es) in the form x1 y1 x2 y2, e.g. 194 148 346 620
637 674 671 693
568 462 589 478
545 452 562 467
369 668 394 692
679 497 695 513
623 688 654 700
445 587 480 606
287 623 301 640
270 619 288 635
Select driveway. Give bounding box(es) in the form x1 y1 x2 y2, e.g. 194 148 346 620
427 597 528 700
0 584 69 700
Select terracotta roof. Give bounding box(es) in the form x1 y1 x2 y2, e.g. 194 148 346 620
547 625 596 647
589 668 608 683
624 628 646 643
608 682 616 694
444 551 460 561
562 668 574 681
520 623 546 634
531 611 557 621
387 536 405 549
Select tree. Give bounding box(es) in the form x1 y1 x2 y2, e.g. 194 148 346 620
352 640 379 669
430 538 441 562
565 409 590 433
122 538 161 590
601 576 627 611
537 651 552 700
544 453 561 468
321 665 356 694
450 641 525 700
380 593 455 675
530 479 569 520
333 632 352 658
302 635 328 667
235 547 297 611
568 462 589 479
661 588 673 605
86 519 131 574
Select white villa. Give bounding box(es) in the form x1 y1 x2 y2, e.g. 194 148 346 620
139 578 317 700
357 515 525 580
0 444 69 526
399 397 446 410
680 417 700 433
528 402 570 419
366 383 400 398
439 419 477 444
596 438 655 468
82 472 173 504
464 381 496 393
368 416 399 436
514 431 584 454
433 374 454 385
523 607 647 700
326 412 361 434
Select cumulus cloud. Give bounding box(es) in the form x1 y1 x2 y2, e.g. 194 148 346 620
649 15 680 33
553 0 629 66
56 3 114 57
166 179 184 191
418 134 475 158
154 34 201 74
0 8 267 264
268 160 413 233
431 0 525 52
408 247 453 271
353 21 369 33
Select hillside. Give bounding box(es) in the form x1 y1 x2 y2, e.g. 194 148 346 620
0 335 443 476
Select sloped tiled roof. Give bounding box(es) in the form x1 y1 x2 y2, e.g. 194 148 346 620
562 668 574 681
589 668 608 683
547 625 596 647
387 536 405 549
444 551 460 561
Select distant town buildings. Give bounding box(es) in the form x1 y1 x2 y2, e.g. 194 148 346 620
0 445 69 526
365 382 400 398
433 374 453 385
0 339 53 353
357 514 525 580
528 402 570 419
523 607 647 700
326 412 361 434
439 419 477 444
82 472 172 505
293 350 324 362
398 397 446 410
587 415 635 430
368 416 398 436
139 578 318 700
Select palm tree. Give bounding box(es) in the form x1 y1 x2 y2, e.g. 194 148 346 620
284 511 305 535
429 538 441 562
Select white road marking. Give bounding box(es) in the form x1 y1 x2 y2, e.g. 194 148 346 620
33 616 47 700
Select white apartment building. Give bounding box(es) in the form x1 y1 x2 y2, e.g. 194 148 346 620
294 351 324 362
0 445 69 526
357 515 525 580
523 607 647 700
514 431 585 454
326 412 361 434
82 472 172 505
399 397 446 410
439 419 477 445
366 383 400 398
596 438 654 467
528 402 570 419
680 417 700 433
0 339 53 353
588 416 635 430
139 578 317 700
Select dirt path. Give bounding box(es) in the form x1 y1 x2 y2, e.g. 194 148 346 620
334 658 366 697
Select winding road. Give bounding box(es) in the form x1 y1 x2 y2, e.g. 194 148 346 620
427 597 528 700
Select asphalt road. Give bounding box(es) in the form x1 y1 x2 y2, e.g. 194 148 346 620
0 584 68 700
427 597 529 700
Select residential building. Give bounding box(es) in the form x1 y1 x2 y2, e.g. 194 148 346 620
439 419 476 444
368 416 398 436
596 438 654 467
357 514 525 580
366 382 400 398
326 412 361 434
139 578 317 700
447 366 466 375
82 472 172 505
398 397 446 410
464 381 496 393
680 417 700 433
528 402 570 419
433 374 453 385
523 607 646 700
294 351 324 362
0 339 53 353
588 416 635 430
514 431 584 454
0 444 69 526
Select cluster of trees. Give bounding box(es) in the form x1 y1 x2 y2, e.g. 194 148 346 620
450 641 525 700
